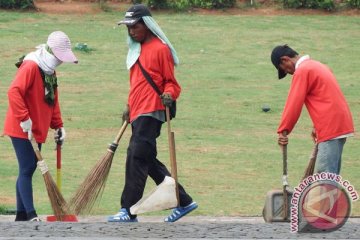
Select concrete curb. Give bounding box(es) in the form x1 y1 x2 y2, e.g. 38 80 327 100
0 215 266 223
1 215 359 239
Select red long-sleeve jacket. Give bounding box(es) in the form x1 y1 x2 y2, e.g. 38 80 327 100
128 37 181 121
278 59 354 143
3 60 63 143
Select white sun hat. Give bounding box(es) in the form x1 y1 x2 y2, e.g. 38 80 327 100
47 31 78 63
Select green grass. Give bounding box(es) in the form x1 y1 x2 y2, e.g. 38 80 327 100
0 10 359 217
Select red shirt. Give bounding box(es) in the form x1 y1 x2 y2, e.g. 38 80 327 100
278 59 354 143
128 37 181 121
3 60 63 143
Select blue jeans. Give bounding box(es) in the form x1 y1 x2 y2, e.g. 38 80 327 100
10 137 41 220
315 138 346 174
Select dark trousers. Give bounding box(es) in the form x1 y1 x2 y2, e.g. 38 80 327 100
120 117 193 214
10 137 40 220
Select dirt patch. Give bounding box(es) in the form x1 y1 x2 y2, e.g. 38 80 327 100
35 1 99 14
34 0 129 14
34 1 360 16
0 196 15 205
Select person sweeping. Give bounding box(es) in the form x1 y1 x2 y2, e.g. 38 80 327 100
271 44 354 175
3 31 78 221
271 44 355 232
108 4 197 223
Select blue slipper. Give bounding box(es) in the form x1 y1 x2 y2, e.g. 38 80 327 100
164 202 198 222
107 208 138 222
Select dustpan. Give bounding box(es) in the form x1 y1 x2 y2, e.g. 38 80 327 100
130 176 177 214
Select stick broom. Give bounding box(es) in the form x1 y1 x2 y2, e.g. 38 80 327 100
30 139 69 221
302 144 318 179
69 121 128 215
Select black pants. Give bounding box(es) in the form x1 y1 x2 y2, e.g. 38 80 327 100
121 116 193 214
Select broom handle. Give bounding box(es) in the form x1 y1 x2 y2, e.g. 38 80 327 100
114 121 128 144
166 107 175 177
166 107 180 205
57 144 62 193
30 138 43 162
30 138 51 177
282 131 288 220
171 131 180 206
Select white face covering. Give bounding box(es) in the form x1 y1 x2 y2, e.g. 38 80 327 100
24 44 62 75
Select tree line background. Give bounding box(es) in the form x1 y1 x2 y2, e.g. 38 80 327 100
0 0 359 11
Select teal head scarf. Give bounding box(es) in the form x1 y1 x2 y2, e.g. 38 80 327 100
126 16 179 70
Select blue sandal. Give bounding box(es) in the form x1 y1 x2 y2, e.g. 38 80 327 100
164 202 198 222
107 208 138 222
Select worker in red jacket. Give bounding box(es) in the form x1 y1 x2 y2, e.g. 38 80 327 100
107 4 197 223
271 44 354 175
3 31 78 221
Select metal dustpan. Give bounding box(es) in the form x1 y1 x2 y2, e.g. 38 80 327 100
263 187 293 222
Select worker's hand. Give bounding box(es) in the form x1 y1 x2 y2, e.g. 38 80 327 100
311 128 317 143
278 132 288 146
122 105 130 124
161 93 173 107
20 118 32 140
54 127 66 145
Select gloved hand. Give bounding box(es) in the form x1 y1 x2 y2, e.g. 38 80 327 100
122 104 130 124
54 127 66 145
20 118 32 140
161 93 173 107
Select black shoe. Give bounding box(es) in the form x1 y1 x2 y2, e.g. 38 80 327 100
15 211 27 221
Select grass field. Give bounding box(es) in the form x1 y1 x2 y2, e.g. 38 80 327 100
0 9 359 217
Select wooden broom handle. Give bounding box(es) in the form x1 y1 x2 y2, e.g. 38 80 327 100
282 131 288 177
30 138 43 162
166 107 180 205
170 131 180 205
56 144 62 192
114 121 128 144
166 107 172 138
282 131 289 220
166 107 175 177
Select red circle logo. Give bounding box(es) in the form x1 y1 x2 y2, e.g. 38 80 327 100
301 181 351 231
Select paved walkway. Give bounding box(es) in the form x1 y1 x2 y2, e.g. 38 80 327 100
0 215 359 239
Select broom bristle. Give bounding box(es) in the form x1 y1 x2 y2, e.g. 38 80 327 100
303 161 315 178
69 151 115 215
43 172 70 221
302 144 318 180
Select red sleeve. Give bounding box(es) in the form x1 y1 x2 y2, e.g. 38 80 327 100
50 88 63 129
159 48 181 100
277 73 308 135
7 63 35 121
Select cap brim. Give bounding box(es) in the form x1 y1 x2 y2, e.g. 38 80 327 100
117 18 140 26
278 68 286 79
53 49 78 64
